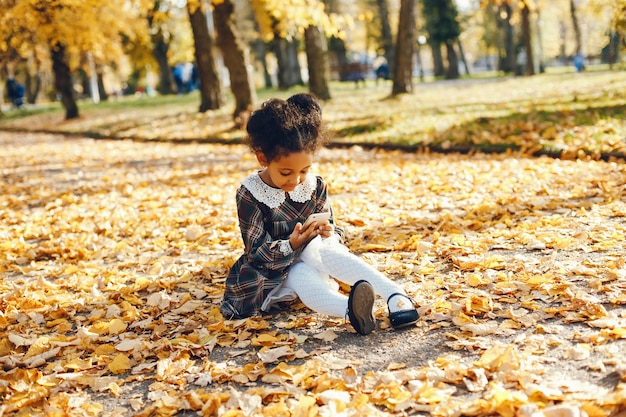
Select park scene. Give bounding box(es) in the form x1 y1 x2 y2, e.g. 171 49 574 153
1 0 626 416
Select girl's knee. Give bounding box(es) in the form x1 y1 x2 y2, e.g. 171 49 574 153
319 237 347 251
289 261 317 276
286 262 335 291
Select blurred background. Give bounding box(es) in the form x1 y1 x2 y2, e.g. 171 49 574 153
0 0 623 120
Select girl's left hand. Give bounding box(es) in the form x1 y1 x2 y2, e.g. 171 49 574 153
316 221 334 238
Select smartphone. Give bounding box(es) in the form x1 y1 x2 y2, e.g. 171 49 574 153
302 212 331 229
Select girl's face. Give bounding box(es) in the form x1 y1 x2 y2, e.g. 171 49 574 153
257 151 314 192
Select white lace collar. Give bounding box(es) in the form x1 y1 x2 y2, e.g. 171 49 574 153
242 172 316 209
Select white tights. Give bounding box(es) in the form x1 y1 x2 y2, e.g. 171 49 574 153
283 236 407 318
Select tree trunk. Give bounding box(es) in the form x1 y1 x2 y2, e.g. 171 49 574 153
213 0 256 127
328 36 348 79
79 69 90 99
152 36 174 95
501 3 516 73
445 41 459 79
188 3 223 112
610 31 620 67
273 35 303 89
25 71 41 104
254 39 273 88
97 70 108 101
423 0 460 78
286 40 303 86
521 0 535 75
392 0 416 96
273 34 290 89
148 1 175 95
50 42 79 120
430 40 445 77
324 0 348 79
376 0 394 73
569 0 582 54
458 39 470 75
304 25 331 100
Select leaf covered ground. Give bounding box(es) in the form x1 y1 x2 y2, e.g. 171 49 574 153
1 125 625 416
1 71 626 159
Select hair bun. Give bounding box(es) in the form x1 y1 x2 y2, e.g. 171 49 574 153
247 99 284 137
287 93 321 118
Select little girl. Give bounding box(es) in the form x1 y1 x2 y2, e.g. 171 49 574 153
220 93 418 335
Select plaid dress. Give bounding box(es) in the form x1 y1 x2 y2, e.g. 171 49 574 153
220 172 344 319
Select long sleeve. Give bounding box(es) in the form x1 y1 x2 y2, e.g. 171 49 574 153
236 186 298 274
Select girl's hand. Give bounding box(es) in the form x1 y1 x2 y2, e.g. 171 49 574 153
316 221 334 238
290 220 323 250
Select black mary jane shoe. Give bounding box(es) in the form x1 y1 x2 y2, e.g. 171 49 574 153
387 293 419 329
347 280 376 335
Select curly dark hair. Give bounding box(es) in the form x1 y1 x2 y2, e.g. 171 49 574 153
245 93 330 162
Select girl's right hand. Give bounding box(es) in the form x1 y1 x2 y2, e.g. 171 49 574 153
289 221 320 250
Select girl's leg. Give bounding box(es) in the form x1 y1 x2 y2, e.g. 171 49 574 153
300 236 418 327
283 261 347 318
300 236 416 320
316 238 407 302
